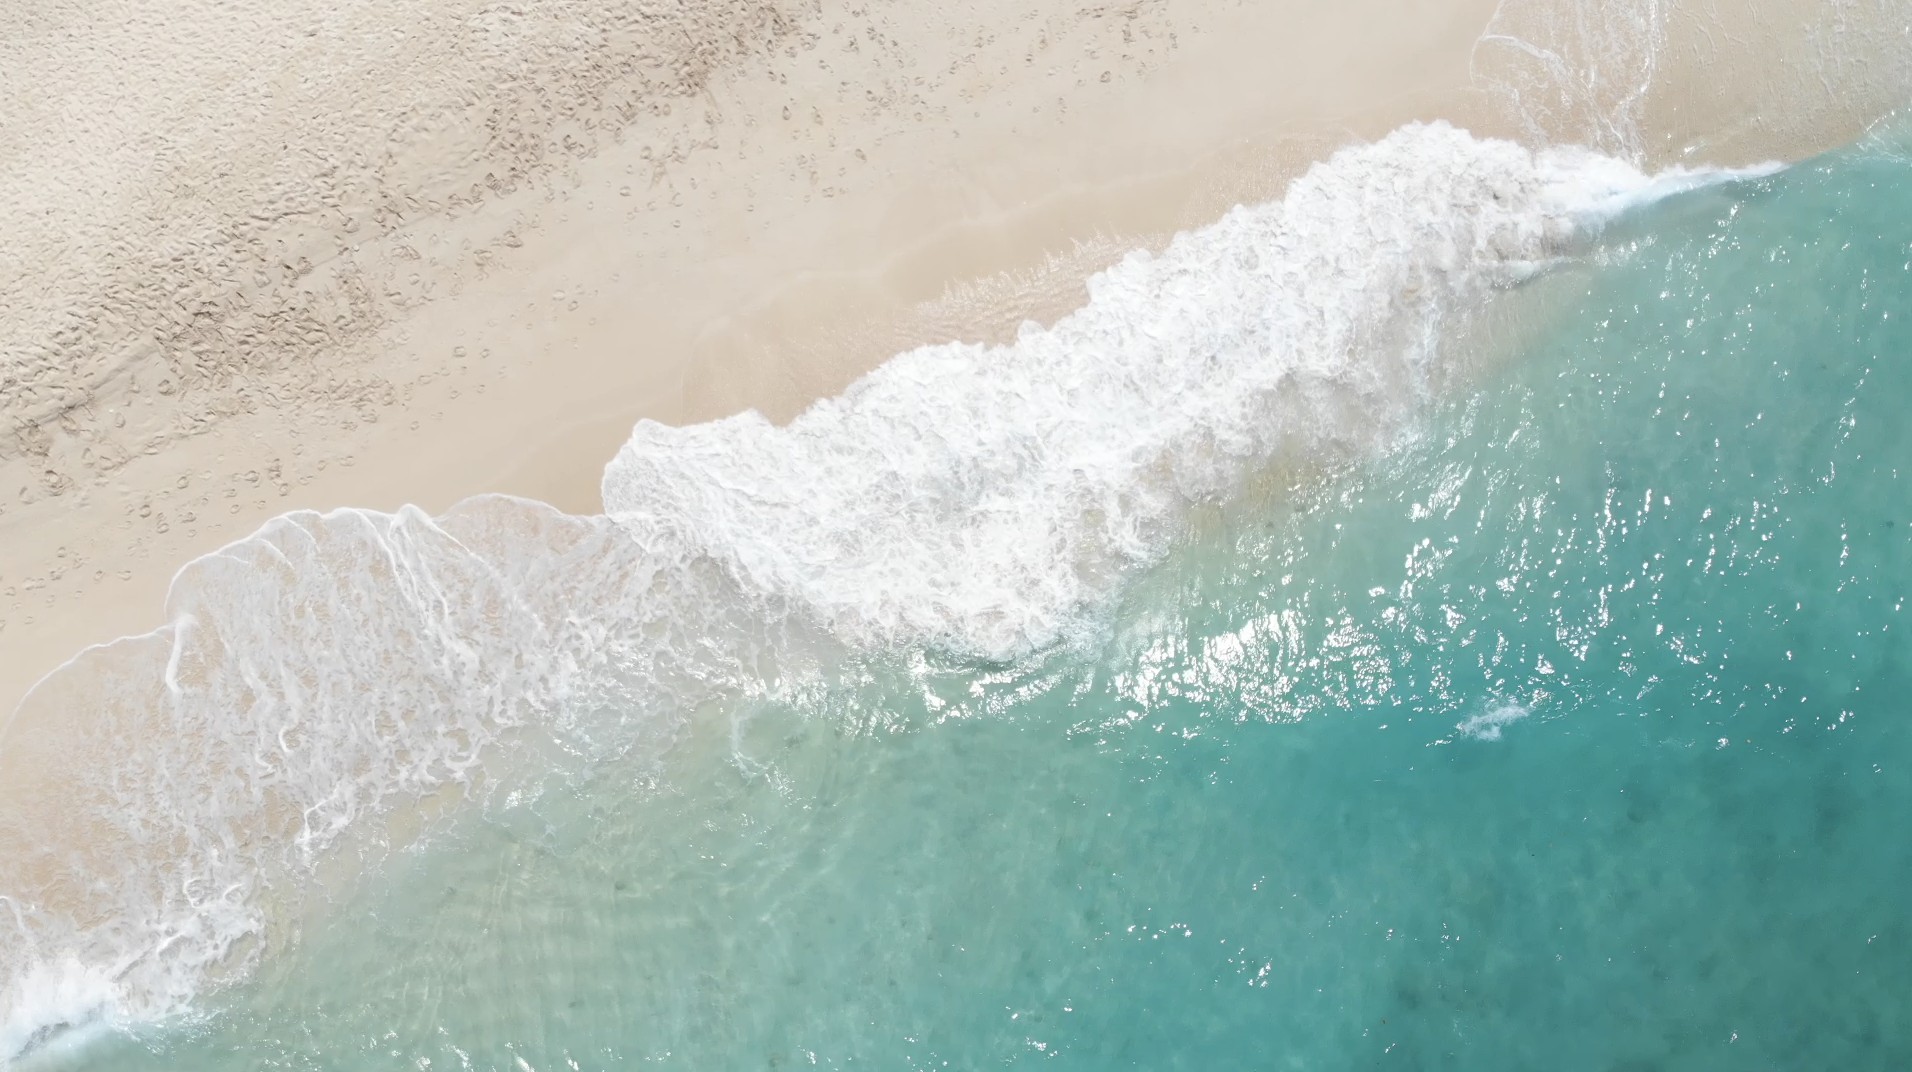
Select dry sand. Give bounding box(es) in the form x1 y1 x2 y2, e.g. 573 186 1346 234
2 0 1908 721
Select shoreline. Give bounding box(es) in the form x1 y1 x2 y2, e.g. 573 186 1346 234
3 0 1516 719
2 2 1908 759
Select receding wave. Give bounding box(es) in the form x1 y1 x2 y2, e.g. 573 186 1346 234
0 121 1770 1064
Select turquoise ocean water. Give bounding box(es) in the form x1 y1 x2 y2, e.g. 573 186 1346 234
15 132 1912 1068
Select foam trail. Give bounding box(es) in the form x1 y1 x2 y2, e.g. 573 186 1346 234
1458 704 1533 742
0 122 1771 1065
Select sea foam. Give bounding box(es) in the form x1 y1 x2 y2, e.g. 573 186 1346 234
1458 704 1534 741
0 122 1769 1063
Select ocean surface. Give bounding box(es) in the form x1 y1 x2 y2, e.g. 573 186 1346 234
6 119 1912 1068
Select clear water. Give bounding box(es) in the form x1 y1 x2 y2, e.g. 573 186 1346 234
25 138 1912 1069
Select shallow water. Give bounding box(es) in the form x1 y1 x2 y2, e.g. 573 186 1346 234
22 131 1911 1070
